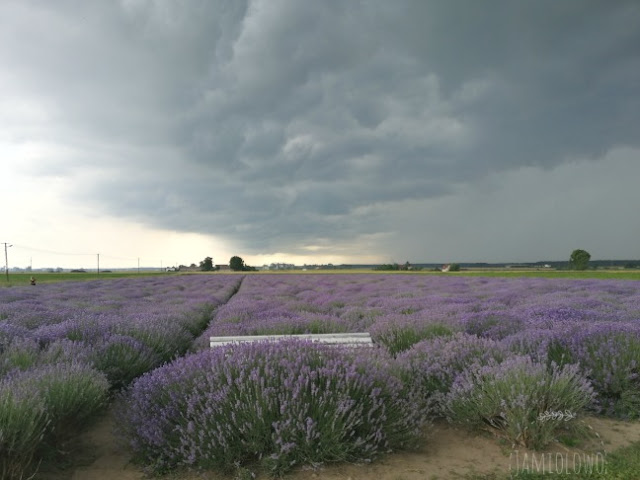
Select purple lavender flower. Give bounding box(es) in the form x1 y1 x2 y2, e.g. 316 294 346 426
461 311 525 340
0 322 32 354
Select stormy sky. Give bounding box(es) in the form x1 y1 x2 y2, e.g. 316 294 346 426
2 0 640 269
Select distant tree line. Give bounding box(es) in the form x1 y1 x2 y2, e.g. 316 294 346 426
194 248 640 273
374 262 420 271
197 256 257 272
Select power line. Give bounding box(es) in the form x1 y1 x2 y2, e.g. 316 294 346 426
5 243 189 271
11 244 165 264
100 253 139 261
11 243 95 256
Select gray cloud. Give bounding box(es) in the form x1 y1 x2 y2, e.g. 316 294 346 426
3 0 640 261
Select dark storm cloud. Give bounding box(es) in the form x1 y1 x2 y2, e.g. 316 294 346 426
3 0 639 258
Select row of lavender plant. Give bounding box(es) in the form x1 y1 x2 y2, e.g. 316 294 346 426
121 335 594 475
197 274 640 355
0 274 243 479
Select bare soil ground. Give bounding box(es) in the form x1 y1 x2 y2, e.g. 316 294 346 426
37 410 640 480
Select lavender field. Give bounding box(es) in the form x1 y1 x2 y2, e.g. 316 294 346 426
2 273 640 478
0 274 242 479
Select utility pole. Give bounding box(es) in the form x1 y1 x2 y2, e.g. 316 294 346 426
137 257 140 274
97 253 100 275
2 243 12 282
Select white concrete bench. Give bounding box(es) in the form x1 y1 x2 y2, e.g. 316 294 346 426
210 332 373 348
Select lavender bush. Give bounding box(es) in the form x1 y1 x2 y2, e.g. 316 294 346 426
90 334 160 389
0 381 49 480
461 311 525 340
118 341 430 475
0 322 32 354
1 337 95 377
38 338 95 366
180 303 218 337
112 315 194 364
34 315 112 345
562 323 640 418
7 363 110 446
0 337 41 375
396 333 509 413
445 356 595 449
370 316 455 355
507 322 640 418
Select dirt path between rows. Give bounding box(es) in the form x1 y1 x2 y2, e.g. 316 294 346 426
37 409 640 480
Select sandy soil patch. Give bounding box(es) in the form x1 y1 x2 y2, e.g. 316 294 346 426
37 410 640 480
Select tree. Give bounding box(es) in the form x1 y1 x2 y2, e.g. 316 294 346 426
199 256 214 271
230 256 245 271
570 249 591 270
374 263 399 271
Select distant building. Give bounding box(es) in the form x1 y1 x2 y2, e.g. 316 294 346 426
178 265 199 272
216 264 231 271
269 263 295 270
